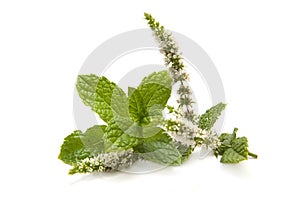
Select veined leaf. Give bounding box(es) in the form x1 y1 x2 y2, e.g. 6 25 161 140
176 143 193 164
220 137 248 163
137 70 172 110
59 126 108 165
128 87 136 97
130 71 171 137
134 131 182 165
110 86 130 118
76 74 125 123
58 130 90 165
220 148 247 163
80 125 106 156
217 128 257 163
128 88 147 124
199 102 226 130
104 121 138 152
129 89 163 138
217 128 238 155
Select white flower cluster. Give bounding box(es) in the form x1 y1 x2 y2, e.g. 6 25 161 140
197 129 221 150
69 156 109 174
146 14 197 144
165 119 196 146
98 149 137 170
69 149 136 174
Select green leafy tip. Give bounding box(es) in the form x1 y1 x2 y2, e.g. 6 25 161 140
199 102 226 130
216 128 258 163
58 130 90 165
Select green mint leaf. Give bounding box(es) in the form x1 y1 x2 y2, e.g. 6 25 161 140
199 102 226 130
176 143 193 164
129 70 172 137
128 87 136 97
80 125 106 156
137 70 172 110
134 131 182 165
128 88 163 133
231 137 249 158
217 128 257 163
220 137 248 163
104 121 138 152
220 148 247 163
140 104 164 138
217 128 238 155
109 85 135 132
126 71 172 138
110 85 130 118
128 88 147 124
219 133 236 145
77 74 122 123
58 130 90 165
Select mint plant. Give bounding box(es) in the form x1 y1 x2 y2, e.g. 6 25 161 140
58 13 257 175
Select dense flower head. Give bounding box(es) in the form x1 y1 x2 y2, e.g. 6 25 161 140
68 149 137 174
98 149 137 170
197 129 221 150
69 157 110 175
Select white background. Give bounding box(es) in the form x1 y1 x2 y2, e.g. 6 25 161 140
1 0 299 199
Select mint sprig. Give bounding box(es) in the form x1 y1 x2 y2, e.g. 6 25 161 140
58 13 257 175
76 75 119 123
59 70 190 174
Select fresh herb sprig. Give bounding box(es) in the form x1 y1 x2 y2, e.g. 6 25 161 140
144 12 257 161
58 13 257 175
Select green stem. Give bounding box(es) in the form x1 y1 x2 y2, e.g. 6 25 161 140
248 152 258 159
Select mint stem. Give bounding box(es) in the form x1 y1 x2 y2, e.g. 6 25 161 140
248 152 258 159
